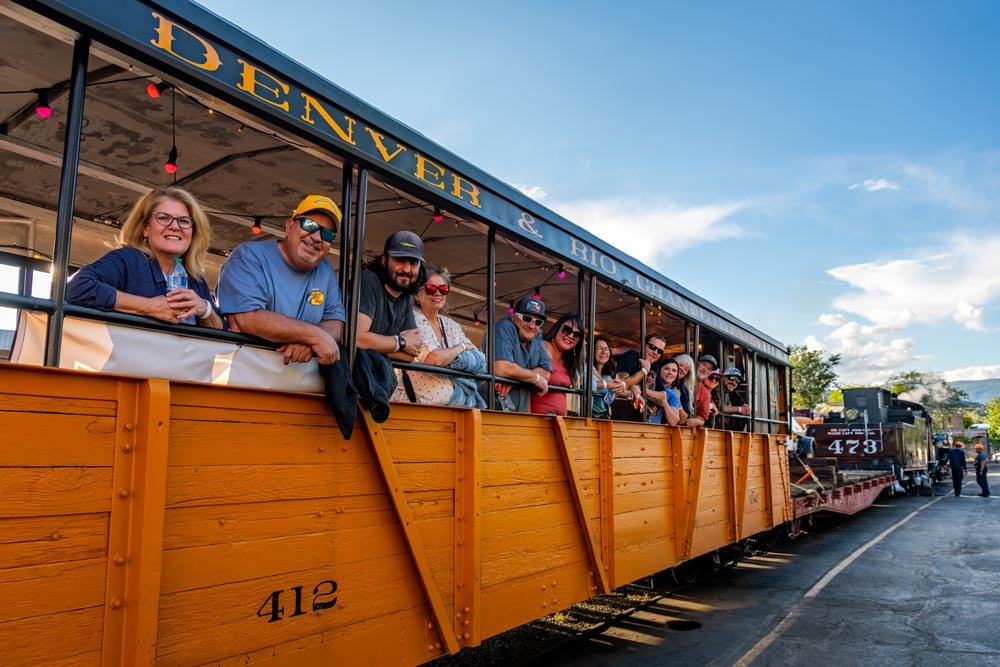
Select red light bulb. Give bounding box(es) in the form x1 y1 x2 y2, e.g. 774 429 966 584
163 145 178 174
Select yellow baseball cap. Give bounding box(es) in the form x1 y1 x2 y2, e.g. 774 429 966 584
291 195 342 227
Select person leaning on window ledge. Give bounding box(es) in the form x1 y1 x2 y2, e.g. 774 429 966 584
67 186 224 329
485 295 551 413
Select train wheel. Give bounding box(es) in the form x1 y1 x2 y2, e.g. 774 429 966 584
670 558 703 586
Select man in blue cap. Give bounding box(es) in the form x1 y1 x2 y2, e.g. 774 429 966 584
720 367 750 430
487 295 551 412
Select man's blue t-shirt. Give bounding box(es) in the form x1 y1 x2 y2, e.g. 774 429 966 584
486 316 551 413
217 239 345 324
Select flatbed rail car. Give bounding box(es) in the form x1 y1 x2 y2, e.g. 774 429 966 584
806 388 933 492
0 363 792 666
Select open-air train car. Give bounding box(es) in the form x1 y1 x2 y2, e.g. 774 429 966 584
0 1 794 665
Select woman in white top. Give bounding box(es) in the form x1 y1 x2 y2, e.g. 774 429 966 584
393 265 486 407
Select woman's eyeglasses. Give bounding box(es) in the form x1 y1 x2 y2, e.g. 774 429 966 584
646 342 665 356
294 217 337 243
517 313 545 327
423 284 450 295
150 211 194 229
559 324 582 340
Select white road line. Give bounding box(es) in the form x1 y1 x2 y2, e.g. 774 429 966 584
731 492 948 667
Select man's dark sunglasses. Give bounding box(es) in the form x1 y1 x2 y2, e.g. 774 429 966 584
560 324 582 340
423 284 450 295
517 313 545 327
646 342 665 356
294 217 336 243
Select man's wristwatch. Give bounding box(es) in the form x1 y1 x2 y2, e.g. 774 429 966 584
395 334 405 352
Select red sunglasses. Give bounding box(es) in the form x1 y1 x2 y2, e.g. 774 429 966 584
423 284 450 295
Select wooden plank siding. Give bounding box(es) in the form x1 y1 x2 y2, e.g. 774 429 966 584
0 365 791 667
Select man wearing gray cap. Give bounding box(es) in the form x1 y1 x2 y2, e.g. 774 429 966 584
357 230 426 357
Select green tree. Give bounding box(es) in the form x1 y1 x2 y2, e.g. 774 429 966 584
985 397 1000 444
790 345 841 410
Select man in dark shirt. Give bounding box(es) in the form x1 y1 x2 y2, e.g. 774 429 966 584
611 333 667 421
948 442 968 497
356 231 425 357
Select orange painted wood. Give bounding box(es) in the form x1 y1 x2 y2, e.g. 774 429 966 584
0 468 112 517
455 409 482 647
0 513 107 570
118 379 172 667
598 418 615 588
0 557 106 623
553 417 610 594
670 426 686 563
0 412 115 466
0 606 104 665
360 411 459 655
681 429 709 560
480 560 594 639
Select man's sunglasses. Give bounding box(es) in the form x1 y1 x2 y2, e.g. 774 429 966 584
294 217 336 243
646 342 665 356
517 313 545 327
559 324 582 340
423 284 450 295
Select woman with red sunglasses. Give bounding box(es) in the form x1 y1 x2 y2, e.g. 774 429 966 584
530 313 585 416
393 265 486 407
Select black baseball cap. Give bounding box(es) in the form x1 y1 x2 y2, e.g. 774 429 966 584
513 295 546 318
383 231 424 261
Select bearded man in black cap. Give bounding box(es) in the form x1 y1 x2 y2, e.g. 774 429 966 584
356 230 426 358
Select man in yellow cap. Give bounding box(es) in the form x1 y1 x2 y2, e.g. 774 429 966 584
218 195 345 365
973 442 990 497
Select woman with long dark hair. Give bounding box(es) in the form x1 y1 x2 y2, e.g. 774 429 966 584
591 336 627 418
531 312 584 416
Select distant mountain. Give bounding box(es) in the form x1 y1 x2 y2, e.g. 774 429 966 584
949 379 1000 405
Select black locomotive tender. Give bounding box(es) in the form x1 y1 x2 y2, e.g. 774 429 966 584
806 388 938 493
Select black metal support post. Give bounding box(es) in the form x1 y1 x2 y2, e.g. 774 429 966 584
485 227 497 410
338 161 354 315
346 168 367 367
580 272 592 417
44 36 90 367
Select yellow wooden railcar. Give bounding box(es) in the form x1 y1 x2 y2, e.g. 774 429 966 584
0 363 791 666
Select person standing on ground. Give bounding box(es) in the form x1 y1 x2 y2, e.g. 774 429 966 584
974 443 990 497
947 441 968 497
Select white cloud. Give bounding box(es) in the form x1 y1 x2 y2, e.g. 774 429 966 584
826 232 1000 332
849 178 901 192
515 184 548 201
803 335 826 351
943 365 1000 382
897 161 988 211
817 312 846 327
953 300 986 331
552 197 747 263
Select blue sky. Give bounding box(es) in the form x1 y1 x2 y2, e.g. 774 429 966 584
199 0 1000 384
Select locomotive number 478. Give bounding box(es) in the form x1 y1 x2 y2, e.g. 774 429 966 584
827 439 879 455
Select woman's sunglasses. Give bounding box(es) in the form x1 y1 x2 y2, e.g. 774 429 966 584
559 324 582 340
423 284 450 295
294 216 337 243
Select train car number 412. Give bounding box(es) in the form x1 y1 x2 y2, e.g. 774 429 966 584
257 579 338 623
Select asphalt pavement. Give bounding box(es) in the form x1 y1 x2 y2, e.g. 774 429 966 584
543 472 1000 667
